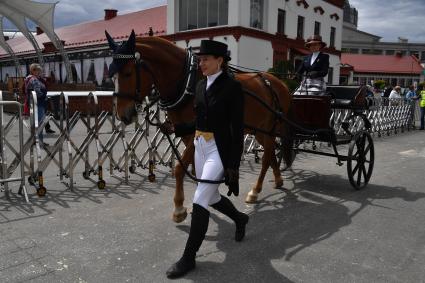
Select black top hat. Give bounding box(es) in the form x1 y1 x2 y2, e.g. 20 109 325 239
196 40 231 61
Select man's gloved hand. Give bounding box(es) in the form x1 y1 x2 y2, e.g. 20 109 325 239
159 120 174 135
224 168 239 196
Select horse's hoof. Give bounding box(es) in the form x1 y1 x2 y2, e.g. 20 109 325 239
245 192 258 203
275 179 284 189
172 207 188 223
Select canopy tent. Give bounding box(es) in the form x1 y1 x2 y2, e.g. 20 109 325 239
0 0 73 82
0 16 22 77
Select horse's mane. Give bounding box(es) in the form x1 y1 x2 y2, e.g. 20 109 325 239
135 37 186 60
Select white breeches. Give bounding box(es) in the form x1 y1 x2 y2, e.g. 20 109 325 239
193 136 224 209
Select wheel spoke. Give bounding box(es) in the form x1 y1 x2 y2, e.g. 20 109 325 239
352 162 359 175
353 148 360 158
364 142 371 155
361 164 367 180
357 165 363 186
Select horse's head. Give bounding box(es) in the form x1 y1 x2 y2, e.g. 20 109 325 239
105 30 187 125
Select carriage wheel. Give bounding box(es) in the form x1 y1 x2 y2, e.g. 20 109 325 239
347 131 374 190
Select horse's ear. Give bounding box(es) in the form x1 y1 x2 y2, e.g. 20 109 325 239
105 30 117 52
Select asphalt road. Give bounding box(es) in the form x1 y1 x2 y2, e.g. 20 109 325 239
1 129 425 282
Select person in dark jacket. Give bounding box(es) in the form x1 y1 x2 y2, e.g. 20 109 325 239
25 63 51 145
294 34 330 95
161 40 249 279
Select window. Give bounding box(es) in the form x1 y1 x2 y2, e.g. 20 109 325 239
250 0 264 29
328 67 333 84
421 51 425 61
330 27 336 48
179 0 228 31
297 16 304 39
277 9 286 34
314 21 321 36
349 48 359 54
362 49 370 54
386 50 395 55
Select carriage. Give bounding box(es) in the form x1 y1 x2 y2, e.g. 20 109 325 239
276 85 374 190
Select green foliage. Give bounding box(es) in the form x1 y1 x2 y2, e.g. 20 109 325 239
268 60 294 76
418 82 425 88
268 60 298 92
374 80 386 90
281 78 299 93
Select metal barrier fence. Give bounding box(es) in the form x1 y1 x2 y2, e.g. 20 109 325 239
0 92 421 200
0 91 29 202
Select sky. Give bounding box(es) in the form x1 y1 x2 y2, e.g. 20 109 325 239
3 0 425 43
349 0 425 42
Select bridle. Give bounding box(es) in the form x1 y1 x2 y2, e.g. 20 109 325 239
112 48 198 112
112 52 159 109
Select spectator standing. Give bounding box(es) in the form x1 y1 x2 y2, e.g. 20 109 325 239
405 85 418 128
383 85 393 97
389 86 401 99
405 85 417 101
389 86 401 106
25 63 50 145
418 86 425 130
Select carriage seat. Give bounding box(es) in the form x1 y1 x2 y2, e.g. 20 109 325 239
326 85 367 110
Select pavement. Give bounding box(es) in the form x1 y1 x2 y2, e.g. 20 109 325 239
1 127 425 283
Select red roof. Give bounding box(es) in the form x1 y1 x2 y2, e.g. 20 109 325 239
0 5 166 57
341 54 424 74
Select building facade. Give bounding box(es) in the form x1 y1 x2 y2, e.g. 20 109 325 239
167 0 344 84
1 0 344 86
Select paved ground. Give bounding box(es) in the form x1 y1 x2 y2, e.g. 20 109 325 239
1 127 425 282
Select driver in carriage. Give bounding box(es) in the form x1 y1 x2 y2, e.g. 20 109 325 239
294 34 330 95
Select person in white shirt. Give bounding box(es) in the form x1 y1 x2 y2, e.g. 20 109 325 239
389 85 402 99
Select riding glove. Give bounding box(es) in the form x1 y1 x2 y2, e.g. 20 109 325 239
224 169 239 197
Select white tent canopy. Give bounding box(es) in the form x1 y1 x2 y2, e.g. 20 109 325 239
0 15 22 77
0 0 73 82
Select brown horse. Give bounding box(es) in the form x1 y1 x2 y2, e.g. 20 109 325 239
106 30 292 223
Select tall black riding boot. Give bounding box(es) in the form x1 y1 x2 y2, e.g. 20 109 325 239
211 195 249 242
166 203 210 279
